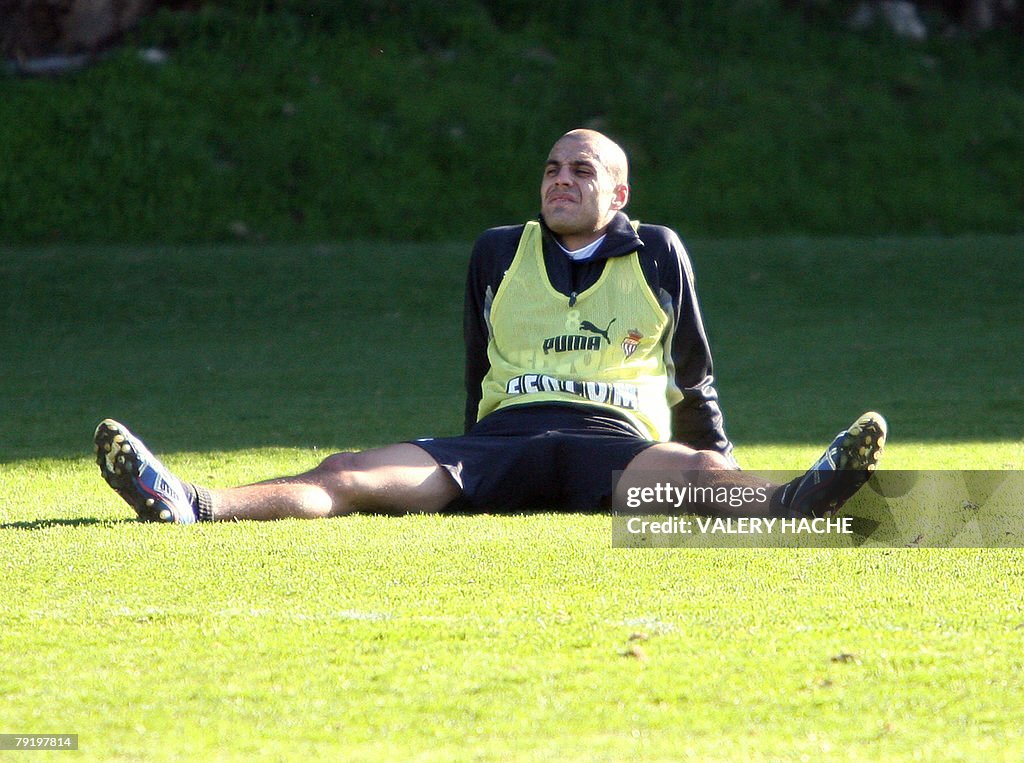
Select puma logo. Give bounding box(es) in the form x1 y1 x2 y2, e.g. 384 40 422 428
542 318 618 355
579 318 616 345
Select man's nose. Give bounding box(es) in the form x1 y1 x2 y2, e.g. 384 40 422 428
554 165 574 184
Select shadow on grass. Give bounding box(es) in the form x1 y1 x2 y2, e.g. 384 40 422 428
0 518 138 531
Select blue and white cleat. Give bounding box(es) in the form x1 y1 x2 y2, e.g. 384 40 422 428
94 419 196 524
777 411 888 518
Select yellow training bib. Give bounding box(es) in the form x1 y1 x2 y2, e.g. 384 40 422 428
478 221 675 440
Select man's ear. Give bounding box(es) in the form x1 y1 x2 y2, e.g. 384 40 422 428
610 183 630 210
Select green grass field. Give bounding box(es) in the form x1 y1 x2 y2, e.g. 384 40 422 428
2 237 1023 760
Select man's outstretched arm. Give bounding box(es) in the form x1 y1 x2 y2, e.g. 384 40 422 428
646 225 734 457
462 227 521 433
462 247 490 433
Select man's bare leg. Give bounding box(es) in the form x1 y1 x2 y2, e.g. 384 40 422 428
617 442 778 517
94 419 459 523
617 411 887 518
210 444 460 521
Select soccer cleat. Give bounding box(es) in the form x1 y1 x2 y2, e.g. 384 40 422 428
94 419 197 524
776 411 888 519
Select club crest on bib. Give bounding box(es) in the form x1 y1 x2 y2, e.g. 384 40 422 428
622 329 643 358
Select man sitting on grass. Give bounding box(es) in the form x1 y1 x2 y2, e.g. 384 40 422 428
94 129 886 523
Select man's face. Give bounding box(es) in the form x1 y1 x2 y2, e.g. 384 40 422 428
540 135 628 248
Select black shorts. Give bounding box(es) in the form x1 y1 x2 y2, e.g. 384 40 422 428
411 404 657 512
